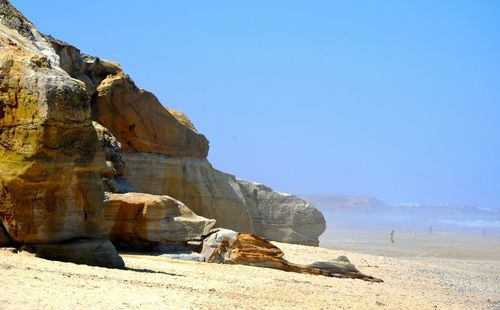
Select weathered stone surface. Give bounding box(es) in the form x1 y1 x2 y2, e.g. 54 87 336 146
201 229 382 282
166 108 197 131
308 256 360 275
32 238 125 269
100 192 216 250
123 154 255 233
93 72 209 157
1 0 326 249
45 35 122 97
238 179 326 246
46 38 199 165
93 121 136 193
0 5 105 243
123 153 326 245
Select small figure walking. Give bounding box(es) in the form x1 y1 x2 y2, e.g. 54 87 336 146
390 230 395 243
483 228 486 237
429 225 433 235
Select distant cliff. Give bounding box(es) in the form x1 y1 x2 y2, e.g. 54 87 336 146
302 194 498 218
300 195 390 213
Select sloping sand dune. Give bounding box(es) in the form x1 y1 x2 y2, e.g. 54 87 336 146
1 242 498 309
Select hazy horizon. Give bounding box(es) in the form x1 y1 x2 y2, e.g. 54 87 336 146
13 0 500 209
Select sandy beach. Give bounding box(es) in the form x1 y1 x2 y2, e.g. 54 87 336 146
1 233 499 310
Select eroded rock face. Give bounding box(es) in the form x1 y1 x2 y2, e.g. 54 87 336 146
123 154 256 233
0 9 104 243
93 121 136 193
100 192 216 250
93 72 209 157
45 35 122 97
123 153 326 245
0 0 123 268
4 0 326 247
238 179 326 246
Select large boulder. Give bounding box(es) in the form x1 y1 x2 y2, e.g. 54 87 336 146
0 0 122 268
100 192 216 250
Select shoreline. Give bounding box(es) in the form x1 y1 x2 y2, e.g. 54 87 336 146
319 228 500 264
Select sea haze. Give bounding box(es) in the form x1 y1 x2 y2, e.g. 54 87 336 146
300 195 500 235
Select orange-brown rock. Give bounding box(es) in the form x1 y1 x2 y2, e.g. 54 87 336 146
201 229 382 282
92 72 209 157
100 192 216 250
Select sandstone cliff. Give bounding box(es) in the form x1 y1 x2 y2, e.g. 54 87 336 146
0 0 124 267
1 0 325 252
123 154 325 245
0 1 104 244
47 31 325 246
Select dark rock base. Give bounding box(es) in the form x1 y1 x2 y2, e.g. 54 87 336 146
30 238 125 269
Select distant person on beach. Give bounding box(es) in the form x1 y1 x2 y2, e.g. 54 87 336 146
429 225 433 235
483 228 486 237
390 230 395 243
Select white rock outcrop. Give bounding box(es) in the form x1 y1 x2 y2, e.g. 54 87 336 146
123 153 326 246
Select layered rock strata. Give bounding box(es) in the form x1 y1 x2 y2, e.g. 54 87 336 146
200 229 382 282
1 0 326 254
0 2 102 243
123 155 254 232
123 154 325 245
0 0 122 267
238 179 326 245
42 29 326 245
100 192 215 250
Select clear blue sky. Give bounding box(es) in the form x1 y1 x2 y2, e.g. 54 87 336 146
12 0 500 209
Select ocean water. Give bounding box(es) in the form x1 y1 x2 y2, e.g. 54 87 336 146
435 219 500 228
320 210 500 236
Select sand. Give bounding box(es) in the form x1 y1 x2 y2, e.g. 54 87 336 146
1 235 499 310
